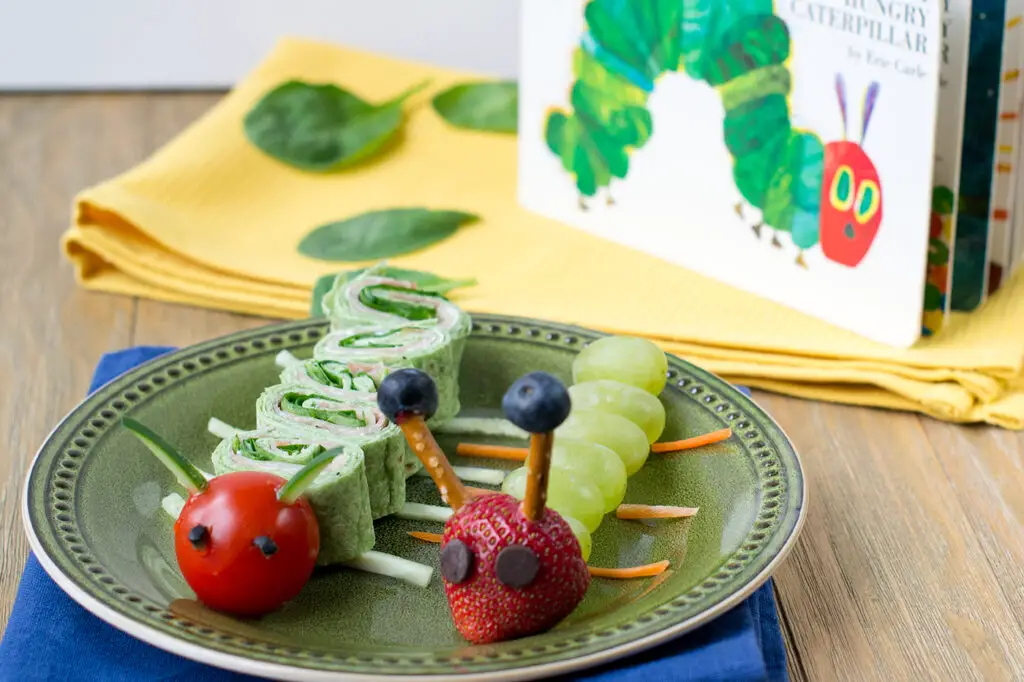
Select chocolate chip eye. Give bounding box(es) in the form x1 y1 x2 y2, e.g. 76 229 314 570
188 524 209 549
495 544 539 588
440 539 474 584
253 535 278 557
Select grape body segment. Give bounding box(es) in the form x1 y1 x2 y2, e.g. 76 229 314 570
501 465 605 532
531 438 627 513
572 336 668 396
556 409 650 476
568 380 666 444
562 514 592 562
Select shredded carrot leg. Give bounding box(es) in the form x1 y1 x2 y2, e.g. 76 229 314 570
650 428 732 453
616 504 699 520
588 561 670 579
455 443 528 461
466 486 499 497
408 531 671 579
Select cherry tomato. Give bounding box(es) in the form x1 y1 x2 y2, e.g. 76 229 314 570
173 471 319 616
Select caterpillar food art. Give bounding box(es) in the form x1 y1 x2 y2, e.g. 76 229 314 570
544 0 884 268
119 266 726 628
378 368 591 644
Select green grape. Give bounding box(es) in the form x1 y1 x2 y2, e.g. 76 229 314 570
501 465 606 532
555 408 649 476
568 379 666 443
572 335 668 395
501 466 527 497
531 439 626 513
562 514 592 562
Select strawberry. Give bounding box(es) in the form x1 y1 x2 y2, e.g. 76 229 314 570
378 369 588 645
440 493 590 644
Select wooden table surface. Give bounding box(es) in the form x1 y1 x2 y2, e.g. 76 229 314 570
3 92 1024 681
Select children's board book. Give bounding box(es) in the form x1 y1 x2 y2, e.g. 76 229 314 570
516 0 1024 348
947 1 1024 313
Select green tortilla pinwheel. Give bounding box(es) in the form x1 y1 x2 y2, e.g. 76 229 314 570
254 383 409 519
211 435 376 564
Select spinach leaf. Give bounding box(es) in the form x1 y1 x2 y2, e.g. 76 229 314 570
309 273 339 317
432 81 518 133
244 79 428 171
281 392 364 427
309 266 477 317
298 208 478 262
358 284 444 321
344 267 477 294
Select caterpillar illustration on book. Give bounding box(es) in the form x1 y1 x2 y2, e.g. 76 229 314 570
544 0 885 269
922 186 955 336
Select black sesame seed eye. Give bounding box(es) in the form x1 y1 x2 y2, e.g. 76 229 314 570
495 544 539 588
377 369 439 422
188 524 209 549
253 536 278 557
440 539 474 584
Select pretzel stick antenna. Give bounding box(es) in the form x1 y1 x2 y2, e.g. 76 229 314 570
398 417 469 511
376 369 470 512
500 371 572 522
523 431 554 520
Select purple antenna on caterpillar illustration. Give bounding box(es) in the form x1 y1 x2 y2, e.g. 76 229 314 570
835 73 849 141
861 82 880 144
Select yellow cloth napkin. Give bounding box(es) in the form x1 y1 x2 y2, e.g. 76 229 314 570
62 38 1024 430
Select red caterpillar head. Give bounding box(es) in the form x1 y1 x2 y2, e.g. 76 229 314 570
820 75 883 268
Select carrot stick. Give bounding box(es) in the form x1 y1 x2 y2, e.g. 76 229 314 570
458 427 732 461
616 504 699 519
455 443 528 461
650 428 732 453
406 532 672 579
588 561 670 579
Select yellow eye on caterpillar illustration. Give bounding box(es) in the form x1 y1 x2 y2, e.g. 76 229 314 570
544 0 884 269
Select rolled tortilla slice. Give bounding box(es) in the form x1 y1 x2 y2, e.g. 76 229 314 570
254 383 409 518
313 323 464 427
320 266 472 341
211 435 375 565
279 357 389 393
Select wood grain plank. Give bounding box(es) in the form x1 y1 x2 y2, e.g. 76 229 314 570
920 420 1024 636
0 92 225 635
755 392 1024 681
774 582 810 682
0 94 162 631
133 303 273 348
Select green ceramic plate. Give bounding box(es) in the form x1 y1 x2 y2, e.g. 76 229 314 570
23 314 805 681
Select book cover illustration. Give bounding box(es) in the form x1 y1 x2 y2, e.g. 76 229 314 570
923 186 956 336
921 0 971 337
518 0 943 347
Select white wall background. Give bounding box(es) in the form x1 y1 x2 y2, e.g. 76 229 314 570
0 0 520 90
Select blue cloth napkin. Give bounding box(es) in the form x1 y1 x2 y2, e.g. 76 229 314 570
0 347 789 682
